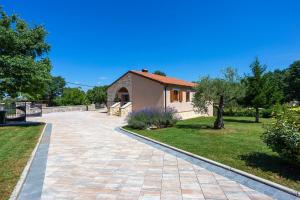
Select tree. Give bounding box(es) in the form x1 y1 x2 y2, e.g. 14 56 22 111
284 61 300 101
153 70 166 76
0 7 52 99
86 86 108 105
54 87 87 106
263 70 285 107
193 67 243 129
43 76 66 106
242 58 267 123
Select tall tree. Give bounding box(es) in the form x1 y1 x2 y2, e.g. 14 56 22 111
153 70 166 76
242 58 267 123
43 76 66 106
0 7 52 99
193 67 243 129
284 61 300 101
86 86 108 105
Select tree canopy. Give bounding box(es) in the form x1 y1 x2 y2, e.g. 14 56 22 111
0 7 52 99
284 61 300 101
153 70 166 76
43 76 66 106
263 70 285 107
54 87 87 106
86 86 108 105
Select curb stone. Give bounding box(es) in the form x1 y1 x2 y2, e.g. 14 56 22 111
119 127 300 199
9 123 52 200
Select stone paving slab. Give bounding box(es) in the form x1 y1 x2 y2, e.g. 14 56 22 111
29 111 295 200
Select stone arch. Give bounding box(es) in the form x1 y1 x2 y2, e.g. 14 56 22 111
115 87 130 106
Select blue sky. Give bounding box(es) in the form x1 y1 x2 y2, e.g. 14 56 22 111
2 0 300 90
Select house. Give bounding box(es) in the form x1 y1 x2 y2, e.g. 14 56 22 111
107 69 213 119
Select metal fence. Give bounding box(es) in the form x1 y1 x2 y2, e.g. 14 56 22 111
1 102 26 122
26 102 42 117
0 101 43 124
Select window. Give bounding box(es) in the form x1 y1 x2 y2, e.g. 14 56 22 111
170 90 183 103
186 91 190 102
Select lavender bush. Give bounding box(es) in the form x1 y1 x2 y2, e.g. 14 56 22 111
127 107 180 129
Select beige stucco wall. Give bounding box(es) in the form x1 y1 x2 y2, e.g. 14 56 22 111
107 73 133 108
131 74 165 111
166 86 213 119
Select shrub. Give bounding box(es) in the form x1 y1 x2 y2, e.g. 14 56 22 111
261 108 273 118
262 106 300 163
223 107 274 118
290 106 300 115
127 107 180 129
223 107 255 117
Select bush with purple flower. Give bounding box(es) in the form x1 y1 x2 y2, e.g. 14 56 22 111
127 107 180 129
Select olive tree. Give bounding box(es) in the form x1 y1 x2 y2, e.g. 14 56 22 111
193 68 243 129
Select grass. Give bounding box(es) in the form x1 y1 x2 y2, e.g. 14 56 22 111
0 124 44 200
124 116 300 191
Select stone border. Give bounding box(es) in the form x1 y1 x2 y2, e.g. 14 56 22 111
119 127 300 199
9 123 52 200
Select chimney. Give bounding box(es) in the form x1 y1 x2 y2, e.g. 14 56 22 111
141 69 148 73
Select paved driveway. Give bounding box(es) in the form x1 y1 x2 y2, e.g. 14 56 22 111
35 111 273 200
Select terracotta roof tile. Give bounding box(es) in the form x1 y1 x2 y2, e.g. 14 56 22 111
130 70 197 87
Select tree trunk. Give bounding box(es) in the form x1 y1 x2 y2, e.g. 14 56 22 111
214 95 224 129
255 107 259 123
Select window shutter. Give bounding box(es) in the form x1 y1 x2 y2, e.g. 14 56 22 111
179 91 183 102
170 90 174 103
186 91 190 102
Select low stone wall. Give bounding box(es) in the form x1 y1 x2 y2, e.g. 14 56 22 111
108 102 121 116
42 105 90 114
120 102 132 117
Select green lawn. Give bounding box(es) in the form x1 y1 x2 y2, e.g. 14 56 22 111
0 124 44 200
124 116 300 191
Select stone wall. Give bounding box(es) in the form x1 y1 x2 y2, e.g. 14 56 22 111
107 73 133 108
42 105 89 114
